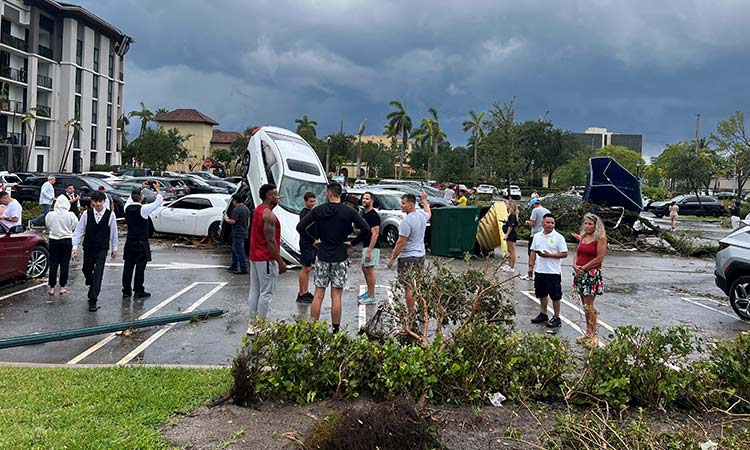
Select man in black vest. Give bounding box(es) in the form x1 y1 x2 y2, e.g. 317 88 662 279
72 191 118 311
122 183 163 299
64 184 81 217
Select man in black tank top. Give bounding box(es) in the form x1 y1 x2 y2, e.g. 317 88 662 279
122 184 163 299
72 191 119 311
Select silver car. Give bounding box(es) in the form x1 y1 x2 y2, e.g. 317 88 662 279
345 188 413 247
715 223 750 320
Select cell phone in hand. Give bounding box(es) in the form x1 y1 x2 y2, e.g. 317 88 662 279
535 250 543 255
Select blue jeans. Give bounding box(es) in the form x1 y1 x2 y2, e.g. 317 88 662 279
231 240 247 272
31 203 51 226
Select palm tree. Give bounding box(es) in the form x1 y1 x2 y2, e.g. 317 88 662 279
356 119 366 179
128 102 154 136
383 123 398 150
386 101 412 178
295 115 318 139
59 118 82 172
21 108 37 171
155 107 169 116
423 107 444 178
463 110 486 185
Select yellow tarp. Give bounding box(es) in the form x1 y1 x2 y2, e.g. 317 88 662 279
475 201 509 255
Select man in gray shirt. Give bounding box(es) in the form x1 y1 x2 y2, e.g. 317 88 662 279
387 191 431 314
522 198 550 280
223 193 250 274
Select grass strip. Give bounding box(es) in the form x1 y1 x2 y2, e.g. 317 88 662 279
0 366 230 449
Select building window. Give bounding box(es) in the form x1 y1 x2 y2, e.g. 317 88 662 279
76 39 83 65
106 128 111 151
108 54 114 77
107 80 112 102
93 47 99 72
90 151 96 168
90 125 97 150
74 96 81 120
73 128 80 149
105 152 111 165
106 104 112 126
92 76 98 99
92 100 98 124
75 68 82 94
36 154 44 172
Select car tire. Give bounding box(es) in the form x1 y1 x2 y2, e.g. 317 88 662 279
729 275 750 321
208 221 221 244
26 245 49 278
713 209 722 217
384 225 399 247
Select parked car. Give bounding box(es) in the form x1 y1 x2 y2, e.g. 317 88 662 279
500 185 522 200
110 182 159 204
224 176 243 185
188 171 223 181
0 224 49 283
353 179 368 187
0 171 22 194
14 175 125 218
189 176 236 194
119 168 154 178
82 171 126 184
148 193 230 242
346 188 413 247
173 175 226 194
236 126 328 263
649 195 725 218
12 172 43 183
714 192 739 201
371 184 450 208
126 177 187 200
714 223 750 320
476 184 498 196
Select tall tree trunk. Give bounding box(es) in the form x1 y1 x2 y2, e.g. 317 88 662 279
400 128 406 179
473 130 478 186
356 137 362 179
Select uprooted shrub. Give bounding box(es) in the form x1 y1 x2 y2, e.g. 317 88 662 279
304 401 446 450
231 320 570 406
706 330 750 412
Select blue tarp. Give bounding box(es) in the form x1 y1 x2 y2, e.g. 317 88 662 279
583 156 643 212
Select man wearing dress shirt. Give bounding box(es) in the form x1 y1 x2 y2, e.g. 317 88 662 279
72 190 118 312
30 175 55 226
122 183 163 299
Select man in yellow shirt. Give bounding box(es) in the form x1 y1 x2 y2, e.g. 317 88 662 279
457 190 468 206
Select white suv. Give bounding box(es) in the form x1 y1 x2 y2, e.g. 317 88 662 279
500 185 522 200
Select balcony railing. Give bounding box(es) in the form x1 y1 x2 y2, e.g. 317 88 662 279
0 99 25 114
0 132 26 146
0 66 27 83
37 74 52 89
37 44 53 59
35 134 50 147
0 33 28 52
36 105 51 118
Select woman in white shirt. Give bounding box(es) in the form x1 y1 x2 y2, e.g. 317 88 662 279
45 195 79 296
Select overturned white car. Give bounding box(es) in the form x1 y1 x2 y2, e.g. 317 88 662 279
231 126 328 264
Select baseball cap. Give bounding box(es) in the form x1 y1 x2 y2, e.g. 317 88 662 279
529 198 540 206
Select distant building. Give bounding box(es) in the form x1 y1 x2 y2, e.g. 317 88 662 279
210 129 244 153
360 134 413 153
0 0 133 173
573 127 642 155
155 108 219 172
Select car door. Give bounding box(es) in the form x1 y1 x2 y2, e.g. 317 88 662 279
0 229 30 280
679 197 698 215
189 198 214 236
156 198 198 235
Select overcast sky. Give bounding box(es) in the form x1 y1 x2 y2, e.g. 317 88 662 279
80 0 750 159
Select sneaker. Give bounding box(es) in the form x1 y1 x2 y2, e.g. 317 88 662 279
546 316 562 328
358 293 377 304
233 270 249 275
296 293 313 304
519 274 534 281
530 313 549 324
226 266 237 272
134 292 151 299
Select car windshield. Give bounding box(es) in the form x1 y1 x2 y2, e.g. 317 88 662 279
377 194 402 210
671 195 687 203
278 176 327 214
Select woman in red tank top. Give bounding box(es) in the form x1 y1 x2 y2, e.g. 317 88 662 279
572 213 608 348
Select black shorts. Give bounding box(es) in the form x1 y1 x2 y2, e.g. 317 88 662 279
534 272 562 301
300 246 317 267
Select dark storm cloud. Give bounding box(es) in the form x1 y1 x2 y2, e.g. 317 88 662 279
80 0 750 158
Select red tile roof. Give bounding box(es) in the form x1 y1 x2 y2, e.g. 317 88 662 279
155 109 219 125
211 129 244 144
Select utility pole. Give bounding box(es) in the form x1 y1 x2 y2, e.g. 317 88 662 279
694 113 701 154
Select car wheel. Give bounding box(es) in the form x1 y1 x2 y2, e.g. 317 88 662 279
208 221 221 244
729 275 750 321
26 245 49 278
713 209 722 217
384 225 399 247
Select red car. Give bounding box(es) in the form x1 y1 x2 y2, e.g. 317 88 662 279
0 225 49 283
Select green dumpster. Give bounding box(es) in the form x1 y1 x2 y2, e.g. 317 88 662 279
429 206 480 257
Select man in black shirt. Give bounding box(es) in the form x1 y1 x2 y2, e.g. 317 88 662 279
296 182 369 332
64 184 80 217
350 192 380 304
296 192 317 303
223 194 250 274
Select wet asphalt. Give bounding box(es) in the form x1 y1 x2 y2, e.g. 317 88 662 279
0 220 748 366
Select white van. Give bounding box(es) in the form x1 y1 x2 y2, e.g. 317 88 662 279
238 126 328 264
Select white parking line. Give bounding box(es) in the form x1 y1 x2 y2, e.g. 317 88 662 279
520 291 603 347
679 297 745 321
116 282 226 365
0 283 46 301
67 282 207 365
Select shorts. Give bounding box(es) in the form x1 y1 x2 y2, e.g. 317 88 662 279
573 268 604 297
314 259 349 289
361 248 380 267
397 256 425 282
300 246 317 267
534 272 562 301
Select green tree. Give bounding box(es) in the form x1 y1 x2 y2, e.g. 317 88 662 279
361 141 397 178
554 145 595 188
128 102 155 136
596 145 645 175
653 141 713 197
212 134 249 174
712 110 750 193
355 120 366 178
433 146 473 182
386 100 413 178
462 110 486 185
481 99 523 191
295 115 318 142
325 132 355 175
124 128 191 172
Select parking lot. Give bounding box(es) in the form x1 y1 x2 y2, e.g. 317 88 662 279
1 224 749 367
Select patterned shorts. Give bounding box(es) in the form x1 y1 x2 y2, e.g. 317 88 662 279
573 268 604 297
314 260 349 289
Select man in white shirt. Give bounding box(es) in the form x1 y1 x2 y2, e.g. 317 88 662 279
72 190 118 312
0 191 22 231
443 184 455 203
30 175 55 227
528 213 568 329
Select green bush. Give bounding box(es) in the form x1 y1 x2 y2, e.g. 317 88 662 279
707 331 750 412
21 201 43 221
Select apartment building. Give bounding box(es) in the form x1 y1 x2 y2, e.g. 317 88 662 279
0 0 132 173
